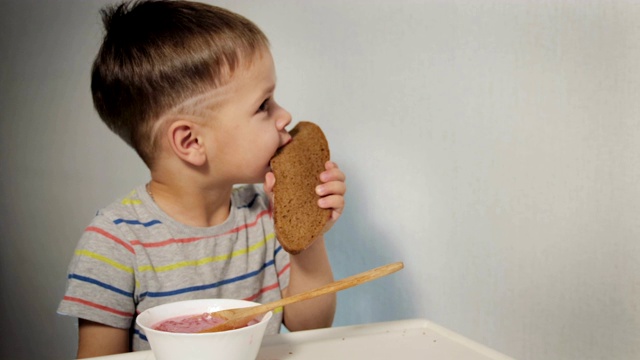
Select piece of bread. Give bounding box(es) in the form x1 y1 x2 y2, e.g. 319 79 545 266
270 121 331 254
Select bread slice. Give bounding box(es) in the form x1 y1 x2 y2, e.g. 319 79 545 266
270 121 331 254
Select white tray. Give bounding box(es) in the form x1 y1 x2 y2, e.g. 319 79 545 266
83 319 513 360
257 319 513 360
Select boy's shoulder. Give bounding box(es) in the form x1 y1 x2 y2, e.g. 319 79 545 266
93 185 152 224
89 184 271 231
94 184 270 218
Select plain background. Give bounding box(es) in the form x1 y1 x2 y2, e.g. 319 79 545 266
1 1 639 359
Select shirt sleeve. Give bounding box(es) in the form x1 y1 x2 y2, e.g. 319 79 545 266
57 213 136 329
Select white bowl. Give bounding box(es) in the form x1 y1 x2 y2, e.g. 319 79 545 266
136 299 272 360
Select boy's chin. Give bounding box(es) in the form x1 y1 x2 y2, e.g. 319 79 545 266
245 169 270 184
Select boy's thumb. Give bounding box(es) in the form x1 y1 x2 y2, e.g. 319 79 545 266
263 172 276 198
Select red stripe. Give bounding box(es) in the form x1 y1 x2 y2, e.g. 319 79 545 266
277 263 291 277
131 236 208 248
226 209 271 235
130 209 271 248
243 282 280 302
85 227 135 254
63 296 133 317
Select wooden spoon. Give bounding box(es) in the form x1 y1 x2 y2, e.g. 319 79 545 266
199 261 404 333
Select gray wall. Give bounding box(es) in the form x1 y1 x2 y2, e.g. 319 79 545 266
1 1 639 359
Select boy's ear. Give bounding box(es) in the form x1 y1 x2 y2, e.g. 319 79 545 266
167 120 207 166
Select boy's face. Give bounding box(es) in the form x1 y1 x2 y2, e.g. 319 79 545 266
206 49 292 184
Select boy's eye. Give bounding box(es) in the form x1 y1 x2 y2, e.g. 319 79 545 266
258 98 270 113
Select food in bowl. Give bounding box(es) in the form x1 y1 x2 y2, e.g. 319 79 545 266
136 299 272 360
153 312 259 333
153 313 225 333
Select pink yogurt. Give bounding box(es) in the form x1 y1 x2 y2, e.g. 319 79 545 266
152 313 260 333
152 313 225 333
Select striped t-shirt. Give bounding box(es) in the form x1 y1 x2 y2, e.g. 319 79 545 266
57 184 290 351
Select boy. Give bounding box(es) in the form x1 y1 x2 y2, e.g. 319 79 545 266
57 1 346 358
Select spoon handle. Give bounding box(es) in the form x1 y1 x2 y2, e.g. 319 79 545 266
218 262 404 321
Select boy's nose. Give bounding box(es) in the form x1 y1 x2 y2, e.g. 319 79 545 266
276 106 292 131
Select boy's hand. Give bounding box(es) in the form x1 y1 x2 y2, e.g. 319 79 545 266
264 160 346 234
315 161 346 233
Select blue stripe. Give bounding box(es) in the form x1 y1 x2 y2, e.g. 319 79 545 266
113 218 162 227
143 260 275 298
68 273 133 297
134 329 148 342
275 245 283 255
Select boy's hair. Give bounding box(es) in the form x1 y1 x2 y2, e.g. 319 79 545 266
91 0 269 167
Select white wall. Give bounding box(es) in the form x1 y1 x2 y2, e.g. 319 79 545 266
1 1 639 359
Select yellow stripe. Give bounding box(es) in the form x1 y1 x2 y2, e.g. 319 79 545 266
75 249 134 274
138 233 275 273
273 306 283 314
121 190 142 205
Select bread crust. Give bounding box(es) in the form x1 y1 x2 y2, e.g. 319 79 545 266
270 121 331 254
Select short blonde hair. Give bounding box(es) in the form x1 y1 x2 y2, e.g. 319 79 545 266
91 0 269 167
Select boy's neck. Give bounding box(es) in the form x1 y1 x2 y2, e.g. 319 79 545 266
146 179 232 228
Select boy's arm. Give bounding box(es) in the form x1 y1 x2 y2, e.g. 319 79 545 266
77 319 129 358
282 236 336 330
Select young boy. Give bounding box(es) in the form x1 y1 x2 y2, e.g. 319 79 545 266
57 1 346 358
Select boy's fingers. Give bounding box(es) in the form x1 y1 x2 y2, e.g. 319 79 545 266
318 194 345 210
320 166 346 183
316 181 346 197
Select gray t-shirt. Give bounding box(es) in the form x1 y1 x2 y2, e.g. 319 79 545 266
58 184 290 350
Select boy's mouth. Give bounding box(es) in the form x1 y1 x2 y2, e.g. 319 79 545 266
270 138 293 169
